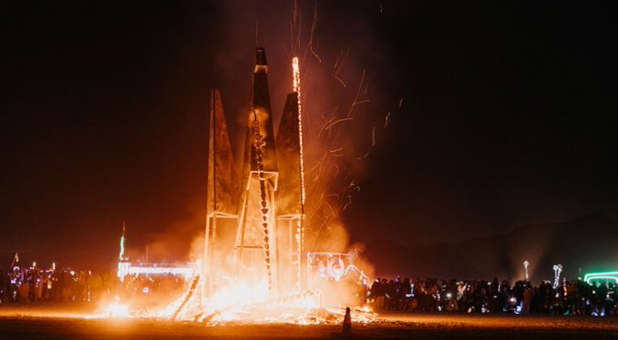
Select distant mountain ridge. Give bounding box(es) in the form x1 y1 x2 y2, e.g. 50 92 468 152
367 210 618 282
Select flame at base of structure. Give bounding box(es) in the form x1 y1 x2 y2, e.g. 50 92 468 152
100 275 375 325
101 296 130 318
170 274 375 325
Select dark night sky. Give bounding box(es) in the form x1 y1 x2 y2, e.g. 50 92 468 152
4 1 617 276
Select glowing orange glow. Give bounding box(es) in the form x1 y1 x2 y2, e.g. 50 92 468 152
101 296 130 318
97 272 375 325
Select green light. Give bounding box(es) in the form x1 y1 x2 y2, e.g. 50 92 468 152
584 271 618 284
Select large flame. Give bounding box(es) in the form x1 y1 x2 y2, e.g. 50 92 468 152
101 257 375 325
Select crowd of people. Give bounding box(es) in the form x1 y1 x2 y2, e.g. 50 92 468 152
2 258 616 318
368 276 616 316
0 264 118 304
0 263 186 307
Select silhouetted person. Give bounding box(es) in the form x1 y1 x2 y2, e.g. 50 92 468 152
342 307 351 335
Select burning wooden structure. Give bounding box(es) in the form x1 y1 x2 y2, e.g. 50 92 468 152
201 47 306 303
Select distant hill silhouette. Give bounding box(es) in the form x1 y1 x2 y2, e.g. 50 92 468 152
367 210 618 282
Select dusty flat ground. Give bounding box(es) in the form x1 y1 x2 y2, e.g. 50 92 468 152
0 305 617 340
